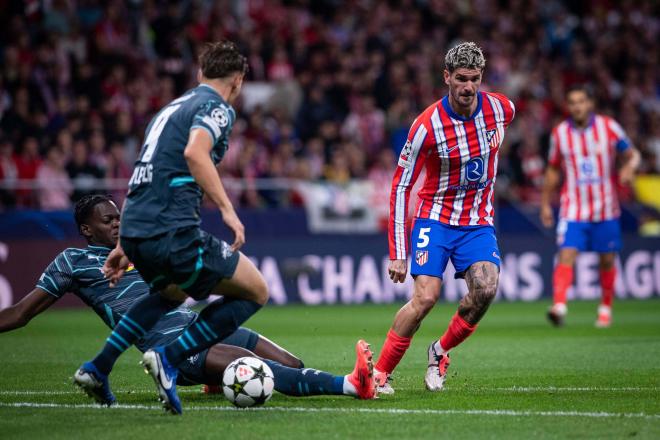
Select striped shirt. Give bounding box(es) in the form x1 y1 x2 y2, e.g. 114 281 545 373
548 114 631 222
389 91 515 260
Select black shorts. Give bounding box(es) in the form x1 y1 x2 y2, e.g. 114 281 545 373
122 226 240 300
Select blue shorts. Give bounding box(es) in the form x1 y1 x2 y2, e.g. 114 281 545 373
557 219 622 253
410 219 501 280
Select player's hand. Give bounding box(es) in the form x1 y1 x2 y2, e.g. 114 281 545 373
221 207 245 251
619 166 635 186
388 259 408 283
540 204 555 228
102 245 130 288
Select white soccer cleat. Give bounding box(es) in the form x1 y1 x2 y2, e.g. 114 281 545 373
595 305 612 328
425 342 450 392
547 303 567 327
374 369 395 395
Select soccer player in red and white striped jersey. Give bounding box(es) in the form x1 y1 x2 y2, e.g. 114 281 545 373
541 85 640 328
373 42 515 394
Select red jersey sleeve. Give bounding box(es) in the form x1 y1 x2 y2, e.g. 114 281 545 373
488 92 516 127
388 117 431 260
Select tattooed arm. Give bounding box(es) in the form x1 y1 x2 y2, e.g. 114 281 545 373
459 262 499 325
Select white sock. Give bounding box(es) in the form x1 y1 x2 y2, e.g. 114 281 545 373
343 375 357 396
598 304 611 316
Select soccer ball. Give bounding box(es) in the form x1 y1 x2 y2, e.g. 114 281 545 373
222 357 275 408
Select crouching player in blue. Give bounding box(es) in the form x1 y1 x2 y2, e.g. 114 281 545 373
0 195 376 405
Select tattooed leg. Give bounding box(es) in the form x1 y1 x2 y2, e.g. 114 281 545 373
425 262 499 390
459 261 499 325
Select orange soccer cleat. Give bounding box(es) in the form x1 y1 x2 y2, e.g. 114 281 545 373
346 339 377 399
202 384 222 394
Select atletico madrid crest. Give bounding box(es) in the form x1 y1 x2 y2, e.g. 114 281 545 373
415 250 428 266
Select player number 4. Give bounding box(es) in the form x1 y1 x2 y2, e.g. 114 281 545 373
417 227 431 248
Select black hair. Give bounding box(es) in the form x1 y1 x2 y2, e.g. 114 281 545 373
566 83 594 99
74 194 113 232
199 40 248 79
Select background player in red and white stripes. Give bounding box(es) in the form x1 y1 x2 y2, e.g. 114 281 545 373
541 85 640 327
373 42 515 393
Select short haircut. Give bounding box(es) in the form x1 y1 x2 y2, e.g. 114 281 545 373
566 83 594 99
74 194 113 231
445 42 486 72
199 41 248 79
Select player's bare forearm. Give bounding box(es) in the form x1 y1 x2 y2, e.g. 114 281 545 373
621 148 641 171
0 288 57 333
459 262 499 325
541 166 560 208
184 129 234 213
185 128 245 249
540 166 560 227
619 148 640 185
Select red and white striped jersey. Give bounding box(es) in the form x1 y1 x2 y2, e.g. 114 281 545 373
548 114 631 223
388 91 515 260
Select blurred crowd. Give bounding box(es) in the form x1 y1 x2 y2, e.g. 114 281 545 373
0 0 658 211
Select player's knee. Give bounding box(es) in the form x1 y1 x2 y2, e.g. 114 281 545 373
413 277 440 313
599 254 616 269
412 289 439 314
252 274 269 305
558 250 577 266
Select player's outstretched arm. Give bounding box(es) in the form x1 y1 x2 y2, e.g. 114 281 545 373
184 128 245 251
540 165 561 228
0 288 57 333
619 147 640 186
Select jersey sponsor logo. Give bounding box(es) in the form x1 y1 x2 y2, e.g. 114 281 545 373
580 158 595 175
415 250 428 266
398 140 413 168
129 163 153 186
211 107 229 127
465 157 485 182
448 179 491 191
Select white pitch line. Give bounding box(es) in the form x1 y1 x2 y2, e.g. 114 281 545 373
1 386 657 397
1 401 659 420
0 389 200 396
494 386 660 392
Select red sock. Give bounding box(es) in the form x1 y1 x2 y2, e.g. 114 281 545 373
600 267 616 307
439 312 477 352
375 328 412 374
553 264 573 305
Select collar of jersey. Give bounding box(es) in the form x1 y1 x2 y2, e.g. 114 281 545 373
441 92 483 121
198 83 222 99
568 113 595 131
87 244 112 254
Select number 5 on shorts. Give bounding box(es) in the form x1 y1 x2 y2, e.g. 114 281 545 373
417 227 431 248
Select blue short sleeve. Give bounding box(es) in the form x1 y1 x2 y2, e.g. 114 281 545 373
190 100 233 145
36 251 75 298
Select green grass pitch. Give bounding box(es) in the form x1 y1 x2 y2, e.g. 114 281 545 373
1 300 659 439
